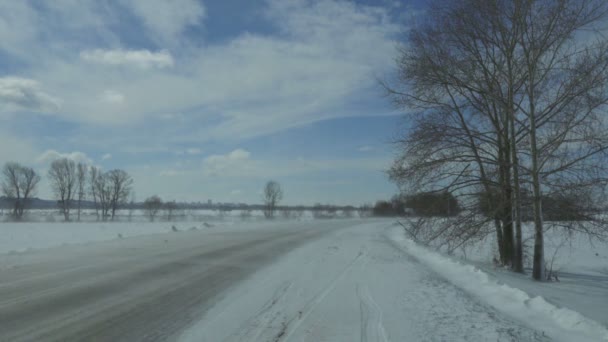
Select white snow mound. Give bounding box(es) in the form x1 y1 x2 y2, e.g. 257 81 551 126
388 226 608 342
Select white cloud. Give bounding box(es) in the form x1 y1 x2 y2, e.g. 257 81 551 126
0 131 39 164
36 150 93 165
202 149 252 176
19 0 401 132
0 2 42 59
122 0 205 44
0 77 61 113
199 147 389 179
100 90 125 104
80 49 174 69
0 0 404 154
358 145 373 152
125 153 394 205
230 189 242 196
186 148 202 155
101 153 112 160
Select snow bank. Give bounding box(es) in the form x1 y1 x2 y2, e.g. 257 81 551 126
0 218 364 255
0 222 188 254
0 220 282 255
388 226 608 342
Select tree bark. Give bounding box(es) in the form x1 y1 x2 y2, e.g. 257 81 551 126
529 106 545 280
510 110 524 272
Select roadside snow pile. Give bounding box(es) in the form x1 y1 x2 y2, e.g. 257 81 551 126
0 219 358 255
0 221 239 254
388 226 608 342
0 222 183 254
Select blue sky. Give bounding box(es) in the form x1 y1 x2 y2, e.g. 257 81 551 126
0 0 418 205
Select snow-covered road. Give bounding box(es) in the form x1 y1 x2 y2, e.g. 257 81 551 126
181 222 547 342
1 220 596 341
0 221 351 341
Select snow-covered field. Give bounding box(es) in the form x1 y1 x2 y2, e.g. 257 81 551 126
0 216 606 341
0 209 322 254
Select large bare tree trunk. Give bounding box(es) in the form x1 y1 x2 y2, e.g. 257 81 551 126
529 104 545 280
498 141 514 266
494 216 504 262
510 111 524 273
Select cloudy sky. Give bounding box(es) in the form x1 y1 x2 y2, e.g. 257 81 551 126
0 0 418 205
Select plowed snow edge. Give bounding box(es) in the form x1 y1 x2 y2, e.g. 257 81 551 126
387 225 608 342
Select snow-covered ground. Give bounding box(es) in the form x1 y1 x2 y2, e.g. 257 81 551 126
1 217 605 341
0 209 330 254
180 221 608 342
415 221 608 328
387 225 608 342
0 218 320 255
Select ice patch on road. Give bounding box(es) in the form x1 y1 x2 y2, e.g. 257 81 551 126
387 225 608 342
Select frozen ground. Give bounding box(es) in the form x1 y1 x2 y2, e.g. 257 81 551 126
0 218 605 341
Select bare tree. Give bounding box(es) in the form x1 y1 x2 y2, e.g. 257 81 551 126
91 170 112 221
144 195 163 222
76 163 87 221
127 191 136 222
357 204 372 218
164 200 177 221
89 168 132 221
1 162 40 220
106 169 133 221
280 207 294 219
48 158 77 221
515 0 608 280
263 181 283 219
385 0 521 267
385 0 608 280
89 166 101 220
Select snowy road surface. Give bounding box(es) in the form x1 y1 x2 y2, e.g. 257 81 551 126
180 221 548 342
0 220 561 341
0 221 347 341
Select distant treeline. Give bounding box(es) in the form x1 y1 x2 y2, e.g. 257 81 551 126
372 190 598 221
0 196 364 212
372 192 460 217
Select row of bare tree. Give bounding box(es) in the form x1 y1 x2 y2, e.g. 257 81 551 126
386 0 608 280
1 163 40 220
0 160 133 221
142 181 284 221
2 162 284 222
142 196 182 222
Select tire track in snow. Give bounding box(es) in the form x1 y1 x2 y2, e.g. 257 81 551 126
225 281 293 341
276 249 366 341
357 284 389 342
